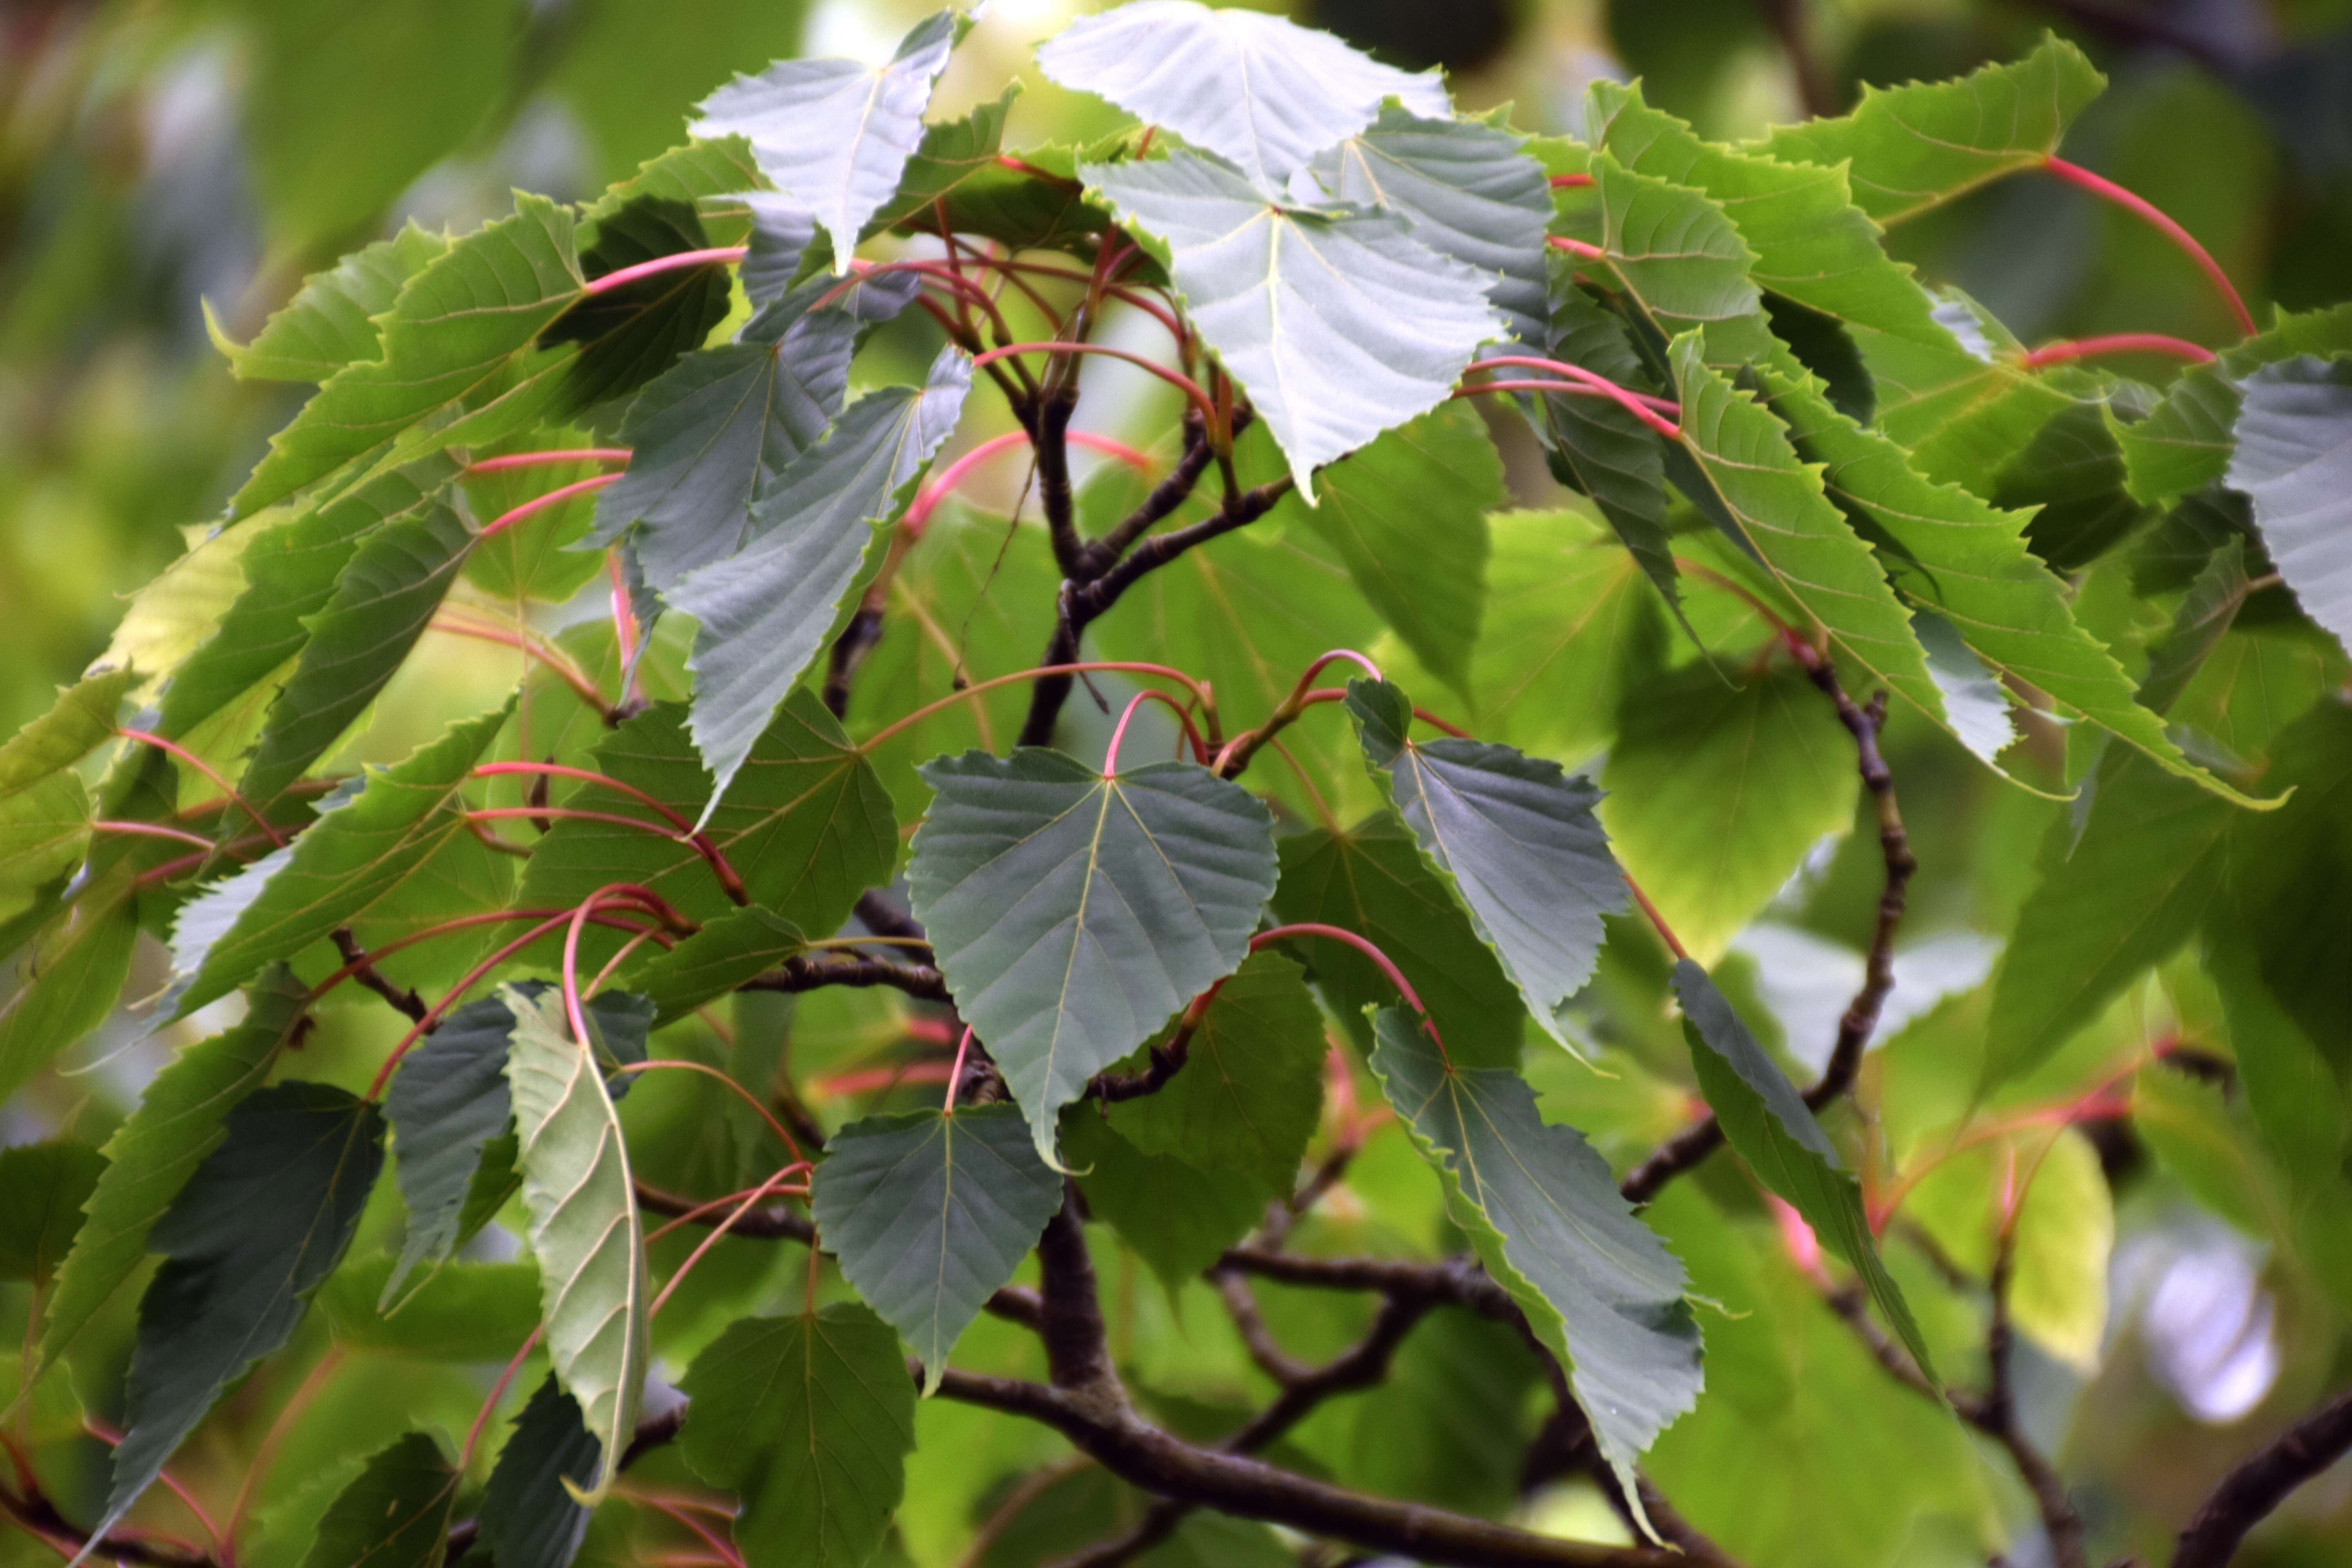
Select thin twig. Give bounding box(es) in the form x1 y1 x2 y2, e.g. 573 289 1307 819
2173 1387 2352 1567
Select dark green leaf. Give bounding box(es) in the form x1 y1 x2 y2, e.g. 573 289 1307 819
542 196 733 412
298 1432 460 1568
0 1142 104 1285
1995 401 2147 571
908 748 1278 1161
1529 285 1678 619
678 1304 917 1568
1369 1008 1701 1513
1065 1110 1263 1291
478 1376 598 1568
2117 303 2352 507
1670 960 1935 1380
384 992 537 1301
97 1083 384 1544
2227 355 2352 661
222 225 450 383
633 905 804 1026
866 83 1022 237
809 1104 1063 1381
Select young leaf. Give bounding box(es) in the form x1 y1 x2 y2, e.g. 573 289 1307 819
907 749 1278 1162
691 9 960 269
632 905 804 1026
1298 105 1552 346
297 1432 461 1568
673 347 971 800
1368 1009 1702 1515
1064 1110 1266 1291
2227 355 2352 661
585 299 862 591
502 985 649 1499
1599 664 1859 965
1109 950 1325 1197
1271 405 1500 693
1670 961 1935 1381
1753 35 2105 223
513 693 893 974
0 1142 104 1286
1037 0 1448 190
478 1376 600 1568
1082 150 1498 499
224 224 450 383
35 969 310 1375
811 1104 1062 1383
678 1304 918 1568
93 1083 385 1554
1272 817 1525 1069
0 671 130 931
1347 679 1627 1053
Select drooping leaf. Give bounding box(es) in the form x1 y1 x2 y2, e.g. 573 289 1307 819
0 1142 105 1285
633 905 804 1026
1599 663 1858 965
691 10 960 269
1038 0 1448 190
35 969 310 1375
1368 1008 1702 1513
2117 303 2352 507
0 671 130 931
1271 816 1526 1069
907 748 1278 1161
810 1104 1063 1382
673 347 971 800
678 1304 918 1568
501 985 648 1499
1064 1110 1265 1292
1082 150 1498 498
2227 355 2352 661
297 1432 461 1568
1109 950 1325 1197
1530 284 1678 617
93 1083 384 1552
477 1376 599 1568
1267 405 1499 693
1299 105 1551 346
1670 961 1935 1380
513 693 894 975
1668 334 1944 727
168 705 510 1018
222 224 450 384
585 298 862 591
1753 35 2106 223
1348 679 1626 1053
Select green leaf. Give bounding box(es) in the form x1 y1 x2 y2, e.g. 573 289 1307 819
0 889 140 1114
864 83 1023 238
36 969 310 1375
96 1083 384 1549
1269 405 1498 693
918 138 1112 258
542 196 735 414
458 438 618 605
1064 1110 1264 1292
907 748 1278 1161
298 1432 461 1568
1670 960 1935 1381
1584 154 1762 343
633 905 804 1026
513 693 894 975
586 305 861 591
678 1304 918 1568
157 456 459 743
1081 150 1498 498
1668 334 1944 727
1271 817 1525 1069
232 196 582 519
1752 35 2105 223
1530 284 1678 617
0 1142 104 1285
1348 679 1626 1053
168 705 509 1018
1762 365 2262 804
674 348 971 800
1109 950 1324 1197
1994 401 2146 571
1038 0 1447 189
223 225 450 383
478 1375 599 1568
809 1104 1063 1381
691 10 960 269
1599 664 1858 965
1985 754 2233 1087
1299 105 1551 346
2005 1128 2112 1373
1368 1008 1701 1512
501 985 649 1499
736 193 816 307
2227 356 2352 661
321 1258 543 1362
0 671 130 931
2117 303 2352 507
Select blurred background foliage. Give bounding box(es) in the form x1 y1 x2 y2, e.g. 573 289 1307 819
5 1 2352 1564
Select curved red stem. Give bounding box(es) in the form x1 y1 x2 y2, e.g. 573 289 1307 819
577 247 747 298
474 473 621 543
1102 687 1210 773
2042 157 2255 336
2019 332 2217 369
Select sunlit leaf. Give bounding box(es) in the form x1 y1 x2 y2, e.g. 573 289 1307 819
2007 1127 2112 1373
0 671 130 931
222 224 450 384
1468 508 1668 764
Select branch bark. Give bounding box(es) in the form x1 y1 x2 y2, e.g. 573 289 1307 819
735 952 951 1002
2173 1388 2352 1567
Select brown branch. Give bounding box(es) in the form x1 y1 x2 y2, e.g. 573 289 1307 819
635 1179 813 1242
332 928 428 1024
2173 1388 2352 1567
735 953 951 1003
853 889 934 963
1 1481 211 1568
1619 664 1911 1206
822 595 887 720
1031 385 1086 578
1212 1269 1314 1387
1076 410 1217 576
1978 1238 2089 1568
